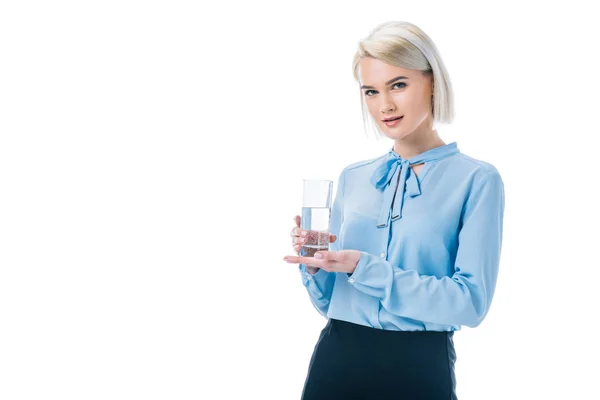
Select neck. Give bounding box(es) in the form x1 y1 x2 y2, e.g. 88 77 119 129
392 127 445 159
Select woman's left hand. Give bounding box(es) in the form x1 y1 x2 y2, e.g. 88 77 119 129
283 250 362 275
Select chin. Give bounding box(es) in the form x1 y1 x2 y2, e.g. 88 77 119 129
380 127 412 141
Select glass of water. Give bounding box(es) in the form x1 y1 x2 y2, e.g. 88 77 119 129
301 179 333 258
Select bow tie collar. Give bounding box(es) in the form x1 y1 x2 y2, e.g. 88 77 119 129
370 142 460 228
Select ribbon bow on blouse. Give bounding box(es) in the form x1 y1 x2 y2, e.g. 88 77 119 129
370 142 460 228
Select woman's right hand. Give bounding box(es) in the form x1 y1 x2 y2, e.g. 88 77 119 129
290 215 337 274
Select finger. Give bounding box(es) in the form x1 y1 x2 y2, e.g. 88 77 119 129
294 215 301 228
291 227 306 238
314 251 336 261
283 255 325 268
292 236 305 245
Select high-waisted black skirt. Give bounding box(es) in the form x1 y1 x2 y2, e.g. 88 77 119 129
301 318 457 400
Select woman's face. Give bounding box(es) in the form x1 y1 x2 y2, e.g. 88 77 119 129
358 57 434 141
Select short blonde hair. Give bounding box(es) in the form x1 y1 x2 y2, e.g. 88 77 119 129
352 21 455 139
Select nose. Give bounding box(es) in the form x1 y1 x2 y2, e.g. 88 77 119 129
380 100 396 114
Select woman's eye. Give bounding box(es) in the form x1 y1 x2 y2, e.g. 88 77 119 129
364 82 406 97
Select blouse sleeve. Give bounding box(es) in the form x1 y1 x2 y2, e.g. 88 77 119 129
298 169 345 318
347 169 505 328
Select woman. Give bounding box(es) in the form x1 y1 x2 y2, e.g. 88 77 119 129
283 21 505 399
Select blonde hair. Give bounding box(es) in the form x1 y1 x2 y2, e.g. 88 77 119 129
352 21 455 140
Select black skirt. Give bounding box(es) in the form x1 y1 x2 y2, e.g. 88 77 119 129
301 318 457 400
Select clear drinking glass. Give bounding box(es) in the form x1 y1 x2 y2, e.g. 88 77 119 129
300 179 333 258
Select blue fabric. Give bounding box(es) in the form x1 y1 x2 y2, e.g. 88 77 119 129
299 142 505 331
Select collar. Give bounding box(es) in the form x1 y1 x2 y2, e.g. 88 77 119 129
370 142 460 228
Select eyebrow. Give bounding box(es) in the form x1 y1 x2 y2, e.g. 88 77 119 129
360 76 409 90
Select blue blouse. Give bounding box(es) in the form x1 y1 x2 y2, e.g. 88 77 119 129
298 142 505 331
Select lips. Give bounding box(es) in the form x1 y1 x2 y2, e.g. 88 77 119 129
382 116 403 121
383 116 403 127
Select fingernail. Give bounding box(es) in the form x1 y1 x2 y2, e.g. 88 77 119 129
301 231 307 236
314 253 323 259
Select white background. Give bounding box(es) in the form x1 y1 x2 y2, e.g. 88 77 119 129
1 1 599 399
